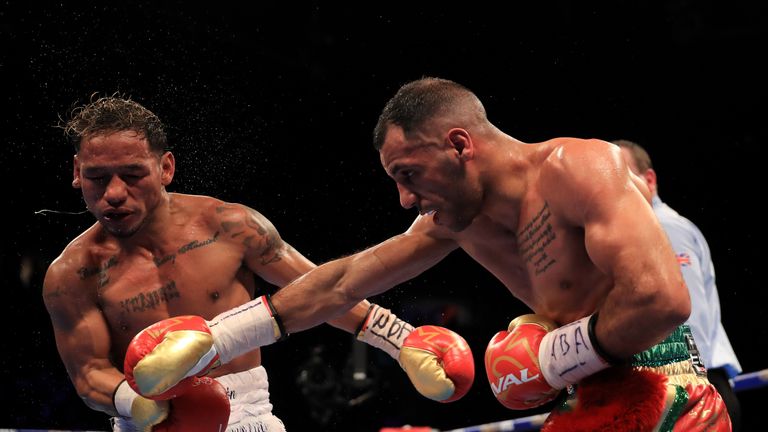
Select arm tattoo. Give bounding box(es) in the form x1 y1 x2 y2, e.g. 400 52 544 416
43 285 67 301
216 205 285 265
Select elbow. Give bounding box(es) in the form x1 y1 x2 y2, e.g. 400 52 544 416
655 278 691 330
71 370 116 415
625 273 690 334
336 279 366 309
81 393 101 412
670 281 692 326
77 385 105 413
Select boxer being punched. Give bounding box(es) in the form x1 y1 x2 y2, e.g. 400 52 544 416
130 78 731 430
43 95 472 431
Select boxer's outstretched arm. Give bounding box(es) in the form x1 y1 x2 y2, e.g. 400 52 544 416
42 258 124 416
124 216 460 399
271 216 459 333
214 202 373 332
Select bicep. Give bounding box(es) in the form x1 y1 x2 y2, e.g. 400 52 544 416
43 274 121 408
548 143 681 296
583 190 676 289
585 195 691 358
544 142 689 356
44 281 113 371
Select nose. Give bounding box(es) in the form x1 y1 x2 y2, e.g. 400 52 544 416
397 183 418 209
104 175 128 206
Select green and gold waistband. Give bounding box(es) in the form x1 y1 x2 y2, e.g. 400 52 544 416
630 324 709 387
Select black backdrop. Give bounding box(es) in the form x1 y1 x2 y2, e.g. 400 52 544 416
2 1 766 430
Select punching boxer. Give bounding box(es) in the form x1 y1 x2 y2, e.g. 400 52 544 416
42 95 473 431
126 78 731 430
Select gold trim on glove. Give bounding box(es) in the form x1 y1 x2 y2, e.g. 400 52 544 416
133 330 214 396
508 314 558 332
130 397 169 431
400 346 456 401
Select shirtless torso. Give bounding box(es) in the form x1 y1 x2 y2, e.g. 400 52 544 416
51 194 273 377
396 138 659 331
274 136 681 363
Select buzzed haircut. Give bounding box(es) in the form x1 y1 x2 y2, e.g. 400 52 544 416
373 77 485 150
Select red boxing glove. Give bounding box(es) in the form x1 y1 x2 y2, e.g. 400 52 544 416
484 314 561 409
399 325 475 403
154 376 230 432
125 316 220 400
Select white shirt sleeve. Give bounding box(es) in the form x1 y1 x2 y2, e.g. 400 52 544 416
653 197 741 377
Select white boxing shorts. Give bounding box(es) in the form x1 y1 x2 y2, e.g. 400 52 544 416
112 366 286 432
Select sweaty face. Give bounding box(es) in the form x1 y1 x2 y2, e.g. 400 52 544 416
74 130 169 237
380 126 482 232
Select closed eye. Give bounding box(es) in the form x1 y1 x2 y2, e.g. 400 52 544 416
398 170 416 183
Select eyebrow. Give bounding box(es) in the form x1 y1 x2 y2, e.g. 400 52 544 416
82 164 148 173
387 163 406 178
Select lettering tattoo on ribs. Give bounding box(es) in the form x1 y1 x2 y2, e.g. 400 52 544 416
517 202 557 275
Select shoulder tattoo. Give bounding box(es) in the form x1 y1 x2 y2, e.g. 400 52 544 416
77 255 119 288
216 205 285 264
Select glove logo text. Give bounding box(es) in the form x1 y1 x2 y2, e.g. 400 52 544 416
491 368 540 394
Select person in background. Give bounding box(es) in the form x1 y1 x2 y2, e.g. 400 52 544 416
615 138 742 431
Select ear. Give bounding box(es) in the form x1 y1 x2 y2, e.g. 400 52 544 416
160 151 175 186
643 168 658 195
446 128 474 161
72 155 82 189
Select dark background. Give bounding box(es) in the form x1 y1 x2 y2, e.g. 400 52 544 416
2 1 766 430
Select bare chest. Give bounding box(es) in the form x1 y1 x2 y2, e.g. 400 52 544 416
87 234 253 356
458 201 608 319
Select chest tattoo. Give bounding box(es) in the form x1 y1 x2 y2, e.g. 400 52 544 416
119 280 180 314
518 202 557 275
154 232 220 268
